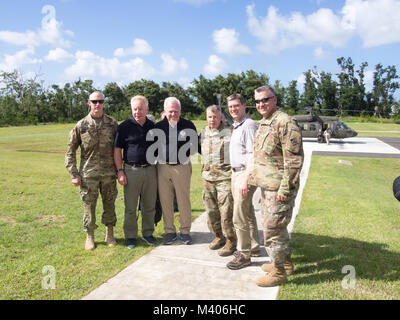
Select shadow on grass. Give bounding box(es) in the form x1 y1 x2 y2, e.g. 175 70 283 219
290 232 400 284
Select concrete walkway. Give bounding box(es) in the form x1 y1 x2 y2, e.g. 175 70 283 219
83 137 400 300
83 198 279 300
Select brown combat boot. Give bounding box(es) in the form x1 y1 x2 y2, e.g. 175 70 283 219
218 239 237 257
261 256 294 275
85 230 95 251
256 264 287 287
209 233 226 250
105 226 117 247
226 251 251 270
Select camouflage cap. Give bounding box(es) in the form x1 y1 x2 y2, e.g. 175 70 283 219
393 176 400 201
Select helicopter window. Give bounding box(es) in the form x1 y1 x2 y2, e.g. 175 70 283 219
339 122 349 129
309 124 316 131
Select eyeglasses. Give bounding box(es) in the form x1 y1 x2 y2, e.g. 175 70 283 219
255 96 275 105
90 100 105 104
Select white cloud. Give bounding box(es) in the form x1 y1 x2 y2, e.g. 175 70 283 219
160 53 188 75
0 5 73 48
246 4 352 54
114 38 153 57
64 51 155 81
38 5 74 48
0 47 41 72
0 30 38 47
213 28 251 56
246 0 400 54
203 54 227 76
313 46 329 59
45 48 73 62
341 0 400 47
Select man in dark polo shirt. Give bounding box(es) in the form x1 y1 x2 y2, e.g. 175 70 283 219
114 95 157 249
154 97 198 245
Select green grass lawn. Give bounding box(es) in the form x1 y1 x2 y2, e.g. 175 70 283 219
344 122 400 137
278 156 400 300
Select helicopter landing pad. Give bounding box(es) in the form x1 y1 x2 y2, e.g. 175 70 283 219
303 137 400 158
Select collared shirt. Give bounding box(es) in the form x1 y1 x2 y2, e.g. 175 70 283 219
114 117 155 164
200 122 232 181
65 113 118 178
229 114 258 169
154 117 198 164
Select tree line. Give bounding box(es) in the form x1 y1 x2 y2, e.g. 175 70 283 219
0 56 399 126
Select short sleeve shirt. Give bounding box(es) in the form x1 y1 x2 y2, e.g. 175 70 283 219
114 117 155 164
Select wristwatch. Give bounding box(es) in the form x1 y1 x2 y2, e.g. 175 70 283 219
117 168 124 173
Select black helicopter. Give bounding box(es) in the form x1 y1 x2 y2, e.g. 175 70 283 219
293 113 358 143
217 101 358 143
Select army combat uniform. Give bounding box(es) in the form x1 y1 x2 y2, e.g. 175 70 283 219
200 124 235 241
65 114 118 232
249 110 303 267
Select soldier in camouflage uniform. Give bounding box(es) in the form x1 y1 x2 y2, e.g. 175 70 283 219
249 85 304 287
200 105 236 256
65 91 119 250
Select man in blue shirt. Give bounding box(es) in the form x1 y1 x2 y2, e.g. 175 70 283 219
114 95 157 249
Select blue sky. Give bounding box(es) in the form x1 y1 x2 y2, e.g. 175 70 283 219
1 0 400 96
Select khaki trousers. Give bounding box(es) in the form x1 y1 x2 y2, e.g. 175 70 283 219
231 171 260 259
157 163 192 235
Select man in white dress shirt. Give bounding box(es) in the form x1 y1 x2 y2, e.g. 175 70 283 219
226 93 260 270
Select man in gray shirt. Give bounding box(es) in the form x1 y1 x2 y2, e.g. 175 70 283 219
226 93 260 270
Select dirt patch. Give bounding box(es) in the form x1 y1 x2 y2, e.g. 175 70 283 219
0 216 17 226
39 215 65 225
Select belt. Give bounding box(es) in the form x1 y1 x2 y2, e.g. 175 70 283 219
232 166 246 172
126 163 151 168
167 163 180 166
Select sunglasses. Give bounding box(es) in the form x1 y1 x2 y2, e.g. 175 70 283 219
255 96 275 104
90 100 105 104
